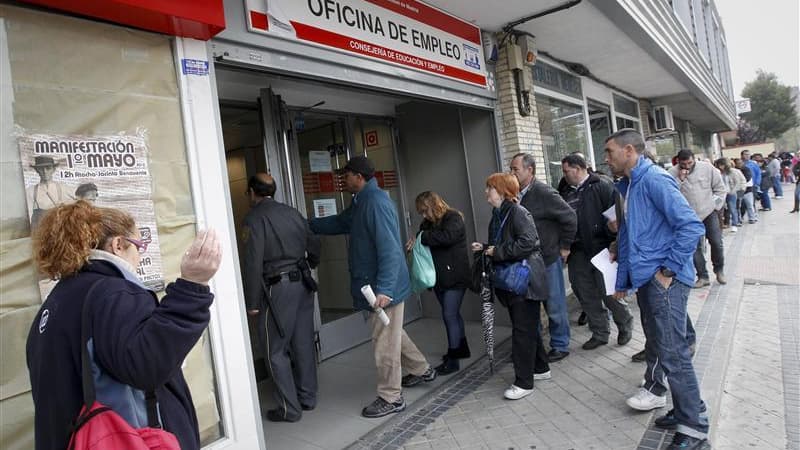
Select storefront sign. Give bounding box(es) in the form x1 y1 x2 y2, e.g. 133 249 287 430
245 0 487 87
16 129 166 296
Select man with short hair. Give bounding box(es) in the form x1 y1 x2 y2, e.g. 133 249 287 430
668 150 728 287
310 156 435 418
242 173 321 422
753 153 774 211
559 154 633 350
767 152 784 199
742 150 770 211
605 129 709 450
510 153 577 362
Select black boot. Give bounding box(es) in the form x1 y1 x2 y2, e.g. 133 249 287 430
790 198 799 213
435 356 460 375
450 338 471 359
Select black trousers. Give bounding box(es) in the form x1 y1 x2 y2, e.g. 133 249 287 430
497 291 549 389
258 278 317 419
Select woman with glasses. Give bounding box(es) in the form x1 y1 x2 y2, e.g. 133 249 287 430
26 200 222 450
471 173 549 400
406 191 471 375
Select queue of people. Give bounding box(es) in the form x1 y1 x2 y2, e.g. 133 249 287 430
28 129 751 450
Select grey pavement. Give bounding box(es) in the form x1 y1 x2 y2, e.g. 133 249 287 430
349 192 800 450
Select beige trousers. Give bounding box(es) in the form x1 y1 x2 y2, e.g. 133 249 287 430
370 302 429 403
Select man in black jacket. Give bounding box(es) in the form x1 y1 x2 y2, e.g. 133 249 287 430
558 154 633 350
242 173 321 422
510 153 577 362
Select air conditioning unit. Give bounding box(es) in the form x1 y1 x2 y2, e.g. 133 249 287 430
653 105 675 131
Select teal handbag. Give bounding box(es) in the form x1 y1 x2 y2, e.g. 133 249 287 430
410 231 436 293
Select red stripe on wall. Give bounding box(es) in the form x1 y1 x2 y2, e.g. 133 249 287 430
250 10 268 30
363 0 480 45
291 21 486 87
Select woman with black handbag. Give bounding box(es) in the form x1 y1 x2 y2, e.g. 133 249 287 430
471 173 549 400
26 201 221 450
406 191 471 375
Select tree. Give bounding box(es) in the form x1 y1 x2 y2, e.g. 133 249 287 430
738 70 799 143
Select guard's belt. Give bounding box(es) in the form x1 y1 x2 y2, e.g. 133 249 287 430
266 270 301 286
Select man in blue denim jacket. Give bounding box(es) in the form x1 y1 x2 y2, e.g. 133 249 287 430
310 156 434 419
604 129 710 450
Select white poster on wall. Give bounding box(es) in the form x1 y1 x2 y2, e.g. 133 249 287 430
308 150 332 172
313 198 338 218
16 128 165 297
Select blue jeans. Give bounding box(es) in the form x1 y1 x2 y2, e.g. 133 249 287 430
759 186 772 209
771 175 784 197
725 193 740 226
638 277 708 439
434 288 466 350
543 259 570 352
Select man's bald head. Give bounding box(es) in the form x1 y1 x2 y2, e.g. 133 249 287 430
248 172 277 198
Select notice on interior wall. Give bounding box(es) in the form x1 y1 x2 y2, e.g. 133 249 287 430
308 150 332 172
313 198 337 218
15 127 165 298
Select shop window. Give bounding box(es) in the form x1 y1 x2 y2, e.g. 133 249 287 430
535 95 587 188
616 117 640 132
0 5 222 447
613 94 639 118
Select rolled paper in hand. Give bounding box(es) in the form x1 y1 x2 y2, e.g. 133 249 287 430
360 285 390 326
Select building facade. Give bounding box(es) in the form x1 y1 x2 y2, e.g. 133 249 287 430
0 1 735 448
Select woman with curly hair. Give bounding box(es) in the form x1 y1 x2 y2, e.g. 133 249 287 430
26 201 222 450
407 191 471 375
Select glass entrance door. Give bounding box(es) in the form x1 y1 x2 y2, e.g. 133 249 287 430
588 101 613 176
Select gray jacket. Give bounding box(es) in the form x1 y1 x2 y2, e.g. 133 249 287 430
668 160 727 220
726 167 747 194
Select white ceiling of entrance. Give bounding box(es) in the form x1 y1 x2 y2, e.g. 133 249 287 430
427 0 685 98
216 68 407 117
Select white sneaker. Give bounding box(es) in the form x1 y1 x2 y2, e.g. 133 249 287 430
533 370 552 381
626 388 666 411
503 384 533 400
730 226 738 233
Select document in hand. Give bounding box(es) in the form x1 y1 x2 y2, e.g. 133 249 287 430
590 248 618 296
601 205 616 222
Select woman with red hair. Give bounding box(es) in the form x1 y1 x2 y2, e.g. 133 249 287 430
471 173 549 400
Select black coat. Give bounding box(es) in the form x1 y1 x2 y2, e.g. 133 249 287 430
558 173 617 257
519 180 577 266
26 260 213 450
419 210 471 290
489 200 549 301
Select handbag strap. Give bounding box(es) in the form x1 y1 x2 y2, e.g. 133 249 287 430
80 278 163 429
493 209 513 243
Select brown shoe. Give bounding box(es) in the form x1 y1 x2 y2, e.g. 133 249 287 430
693 278 710 289
715 272 727 285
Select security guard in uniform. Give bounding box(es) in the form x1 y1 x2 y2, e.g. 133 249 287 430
242 173 320 422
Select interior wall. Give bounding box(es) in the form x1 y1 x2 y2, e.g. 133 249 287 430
397 102 502 324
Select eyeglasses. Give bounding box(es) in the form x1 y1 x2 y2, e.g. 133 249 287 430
124 237 148 254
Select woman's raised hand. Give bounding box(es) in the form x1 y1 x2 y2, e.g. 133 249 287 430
180 229 222 285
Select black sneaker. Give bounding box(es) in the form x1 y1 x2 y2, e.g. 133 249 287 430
654 409 678 429
631 349 646 362
547 349 569 362
361 396 406 418
435 357 460 375
401 367 437 387
266 408 301 422
582 337 608 350
618 329 633 346
666 432 710 449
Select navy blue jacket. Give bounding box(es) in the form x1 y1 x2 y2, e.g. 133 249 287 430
26 260 213 450
310 178 411 310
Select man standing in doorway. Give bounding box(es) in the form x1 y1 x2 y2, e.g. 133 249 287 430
310 156 435 418
510 153 577 362
605 129 709 450
668 149 728 287
242 173 321 423
558 153 633 350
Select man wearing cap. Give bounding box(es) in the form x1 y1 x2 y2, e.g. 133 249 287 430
310 156 435 418
26 156 73 227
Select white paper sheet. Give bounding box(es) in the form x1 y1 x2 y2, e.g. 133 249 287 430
313 198 337 218
308 150 332 172
602 205 617 222
590 248 618 296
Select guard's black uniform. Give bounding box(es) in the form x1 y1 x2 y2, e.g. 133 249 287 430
242 197 320 421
